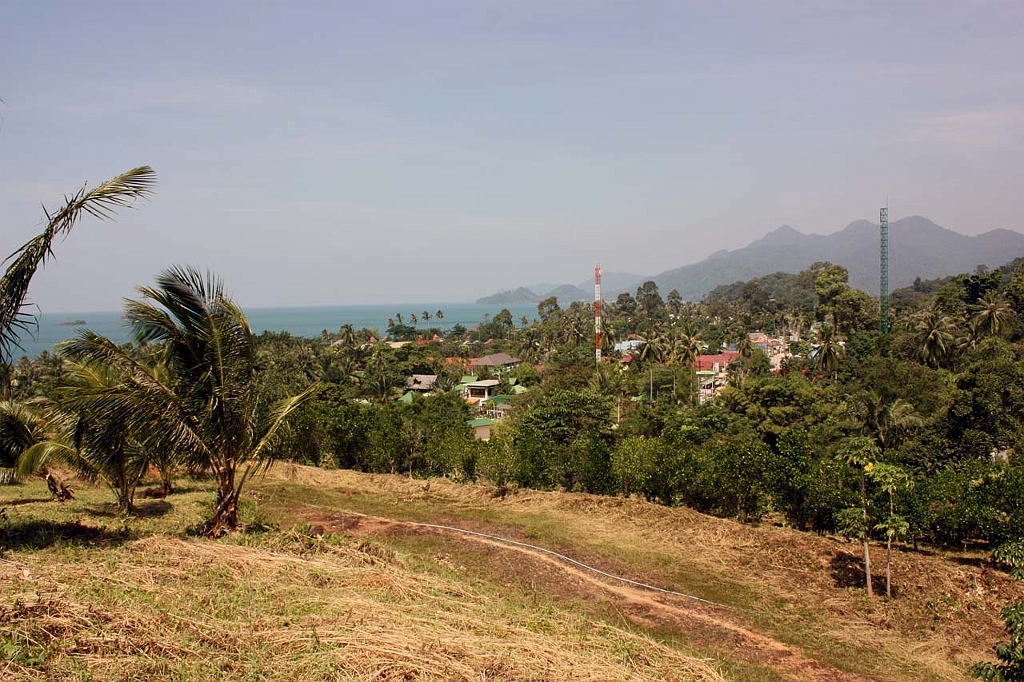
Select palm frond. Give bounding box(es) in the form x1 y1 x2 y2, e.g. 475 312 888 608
0 399 52 475
1 166 156 362
242 382 321 484
17 440 78 479
58 333 212 463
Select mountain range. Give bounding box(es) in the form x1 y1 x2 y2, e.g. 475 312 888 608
477 216 1024 305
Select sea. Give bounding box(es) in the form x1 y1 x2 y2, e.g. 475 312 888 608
9 302 540 361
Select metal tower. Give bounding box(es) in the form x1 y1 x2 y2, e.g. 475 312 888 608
595 265 602 363
880 206 889 333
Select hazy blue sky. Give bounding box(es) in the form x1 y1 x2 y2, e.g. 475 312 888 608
3 1 1022 312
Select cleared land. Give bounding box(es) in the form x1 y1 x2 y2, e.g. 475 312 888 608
1 464 1019 680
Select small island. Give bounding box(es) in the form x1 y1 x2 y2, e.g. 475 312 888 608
57 319 87 327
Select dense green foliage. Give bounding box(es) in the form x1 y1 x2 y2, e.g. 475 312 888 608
8 256 1024 615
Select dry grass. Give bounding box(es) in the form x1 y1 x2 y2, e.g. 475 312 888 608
2 464 1019 681
1 478 725 681
259 464 1024 681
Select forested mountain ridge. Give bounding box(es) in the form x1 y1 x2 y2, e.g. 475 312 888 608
478 216 1024 305
656 215 1024 301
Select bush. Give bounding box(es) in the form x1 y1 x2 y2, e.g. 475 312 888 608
973 602 1024 681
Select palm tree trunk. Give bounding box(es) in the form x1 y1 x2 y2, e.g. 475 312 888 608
207 466 238 535
209 491 239 535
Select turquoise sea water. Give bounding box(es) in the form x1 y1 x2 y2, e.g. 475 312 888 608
9 302 540 361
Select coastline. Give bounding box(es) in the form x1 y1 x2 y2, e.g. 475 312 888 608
11 302 540 361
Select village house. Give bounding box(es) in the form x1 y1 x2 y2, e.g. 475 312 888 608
467 417 495 441
468 352 522 375
693 350 740 403
464 379 500 405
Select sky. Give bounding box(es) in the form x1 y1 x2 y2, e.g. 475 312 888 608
3 1 1023 312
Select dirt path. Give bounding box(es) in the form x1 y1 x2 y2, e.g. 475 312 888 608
299 508 878 682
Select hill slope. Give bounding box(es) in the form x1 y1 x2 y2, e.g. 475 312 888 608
2 465 1017 680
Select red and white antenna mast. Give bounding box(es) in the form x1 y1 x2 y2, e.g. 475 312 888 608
595 264 602 363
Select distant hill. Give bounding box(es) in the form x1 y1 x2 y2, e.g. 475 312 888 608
544 284 589 303
654 216 1024 300
477 271 645 305
476 287 542 305
476 285 586 306
476 217 1024 304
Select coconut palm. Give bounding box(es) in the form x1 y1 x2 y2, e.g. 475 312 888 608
337 323 358 350
668 332 701 403
560 310 589 347
1 166 156 394
855 392 923 452
60 266 318 533
0 400 51 484
638 327 669 365
972 292 1015 338
365 342 398 403
809 323 843 378
18 361 150 512
915 306 954 369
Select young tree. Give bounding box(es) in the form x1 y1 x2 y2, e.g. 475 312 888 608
19 361 150 512
868 463 912 599
0 400 51 484
60 266 317 533
836 436 880 598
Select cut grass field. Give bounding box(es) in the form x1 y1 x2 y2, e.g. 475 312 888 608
1 464 1019 681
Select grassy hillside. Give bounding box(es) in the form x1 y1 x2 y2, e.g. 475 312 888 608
2 465 1018 681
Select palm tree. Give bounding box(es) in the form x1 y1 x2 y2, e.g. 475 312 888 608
19 361 150 512
145 355 180 495
560 311 589 347
972 292 1014 338
365 342 398 403
337 323 358 350
856 392 923 452
60 266 317 533
638 328 668 365
1 166 156 394
0 400 51 484
668 332 701 403
809 323 843 378
915 306 954 369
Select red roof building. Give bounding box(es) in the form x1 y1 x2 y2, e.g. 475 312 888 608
692 351 740 371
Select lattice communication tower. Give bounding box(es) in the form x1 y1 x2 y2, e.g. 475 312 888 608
595 265 602 363
880 206 890 333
